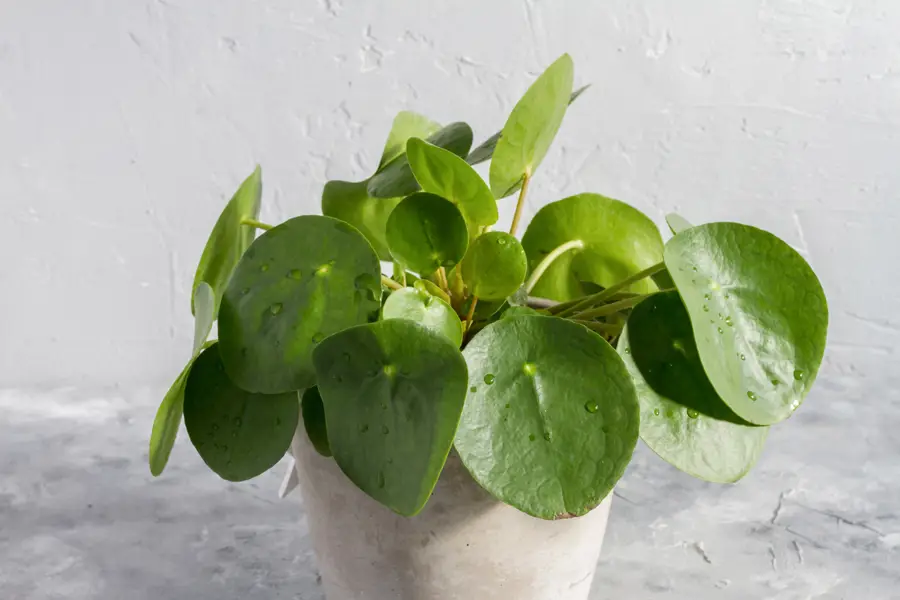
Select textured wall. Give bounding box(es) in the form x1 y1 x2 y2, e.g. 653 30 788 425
1 0 897 388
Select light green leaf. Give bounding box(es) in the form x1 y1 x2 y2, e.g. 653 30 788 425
455 315 639 519
461 232 527 301
382 287 463 347
322 180 403 261
192 282 215 355
184 343 299 481
665 223 828 425
666 213 694 235
218 216 382 394
489 55 574 198
192 166 262 315
619 292 768 483
521 193 664 301
302 387 332 457
386 192 469 275
313 320 468 516
378 111 442 170
407 137 498 232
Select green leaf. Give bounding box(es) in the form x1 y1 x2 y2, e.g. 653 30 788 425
461 232 527 301
407 137 498 232
455 315 639 519
192 282 215 355
522 193 664 301
301 387 332 457
312 320 468 516
489 54 574 198
322 180 403 261
382 287 463 347
218 215 382 394
368 122 474 199
666 213 694 235
618 292 768 483
467 84 590 167
378 111 442 170
664 223 828 425
183 343 299 481
502 305 541 319
386 192 469 275
192 166 262 315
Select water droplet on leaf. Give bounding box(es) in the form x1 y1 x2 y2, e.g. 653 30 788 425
377 472 385 489
269 303 283 315
529 434 536 442
483 374 495 385
793 369 805 381
543 432 552 442
522 363 537 376
687 409 699 419
653 408 660 416
381 425 389 435
469 386 477 393
288 269 302 280
702 305 709 312
585 401 600 413
747 391 757 401
260 264 269 272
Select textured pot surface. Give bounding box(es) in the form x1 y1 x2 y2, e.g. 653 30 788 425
290 425 612 600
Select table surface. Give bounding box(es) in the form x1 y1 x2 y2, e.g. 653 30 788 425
1 377 897 600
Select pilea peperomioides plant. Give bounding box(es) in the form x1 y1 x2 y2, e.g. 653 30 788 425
149 54 828 520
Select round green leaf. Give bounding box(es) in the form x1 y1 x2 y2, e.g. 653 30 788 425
301 387 331 457
455 315 639 519
322 180 402 261
382 287 463 348
192 166 262 315
461 232 527 301
489 54 574 198
218 215 382 394
312 320 468 516
521 193 664 301
407 137 498 231
184 343 300 482
666 213 694 235
368 122 474 199
619 292 768 483
378 111 441 170
386 192 468 275
192 282 215 355
664 223 828 425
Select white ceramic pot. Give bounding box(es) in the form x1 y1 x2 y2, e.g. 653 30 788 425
289 425 612 600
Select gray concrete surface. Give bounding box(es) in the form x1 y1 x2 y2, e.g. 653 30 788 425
1 375 897 600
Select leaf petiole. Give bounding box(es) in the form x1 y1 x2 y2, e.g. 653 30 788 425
381 275 403 291
508 173 531 237
241 218 274 231
554 262 666 317
570 290 672 320
524 239 585 294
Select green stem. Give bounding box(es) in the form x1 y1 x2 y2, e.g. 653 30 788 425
573 320 624 335
547 291 640 315
508 173 531 237
524 239 585 294
381 275 403 291
571 290 671 320
241 218 273 231
555 262 666 318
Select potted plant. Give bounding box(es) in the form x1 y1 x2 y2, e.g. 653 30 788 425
148 54 828 600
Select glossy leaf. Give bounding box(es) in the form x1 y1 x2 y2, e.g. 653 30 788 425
382 287 463 347
455 315 639 519
665 223 828 425
322 180 402 261
522 193 664 301
368 123 474 198
407 137 498 231
619 292 768 483
302 387 332 457
461 232 527 301
184 343 299 481
489 54 574 198
192 166 262 315
218 215 382 394
313 320 468 516
386 192 468 275
666 213 694 235
378 111 441 170
192 282 215 355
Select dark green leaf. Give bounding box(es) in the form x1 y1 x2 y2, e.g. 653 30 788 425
455 315 639 519
382 287 463 347
461 232 527 301
664 223 828 425
302 387 331 457
218 215 382 393
378 111 441 170
321 180 402 261
386 192 468 275
313 320 468 516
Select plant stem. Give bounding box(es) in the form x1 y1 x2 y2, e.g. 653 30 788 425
437 267 450 293
571 291 670 320
524 239 585 294
241 218 273 231
573 320 624 335
508 173 531 237
381 275 403 291
450 267 465 310
465 296 479 327
546 291 639 315
554 262 666 318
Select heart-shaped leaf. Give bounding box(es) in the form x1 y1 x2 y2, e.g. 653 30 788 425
664 223 828 425
192 166 262 315
382 287 463 347
460 232 527 301
455 315 639 519
192 282 215 355
183 343 300 481
386 192 468 275
218 215 382 393
619 292 768 483
378 111 442 170
312 320 468 516
489 54 574 198
666 213 694 235
521 193 664 301
407 137 498 231
301 387 331 457
321 180 403 261
368 123 474 199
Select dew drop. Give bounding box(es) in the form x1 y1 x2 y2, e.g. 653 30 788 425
377 472 385 489
702 305 710 312
312 332 324 343
725 316 733 327
771 378 780 386
717 327 724 334
288 269 302 280
584 401 600 414
529 434 536 442
469 386 477 393
793 369 805 381
231 431 238 438
497 237 507 246
483 374 495 385
381 425 389 435
543 432 552 442
692 266 698 272
747 391 757 401
275 418 282 426
241 287 250 295
269 303 283 315
687 409 699 419
653 408 660 416
704 294 710 301
624 348 631 355
359 424 369 433
740 353 746 361
666 409 675 418
383 364 397 377
380 402 387 410
260 264 269 272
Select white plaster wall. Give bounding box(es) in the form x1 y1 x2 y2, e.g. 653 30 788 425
1 0 897 389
